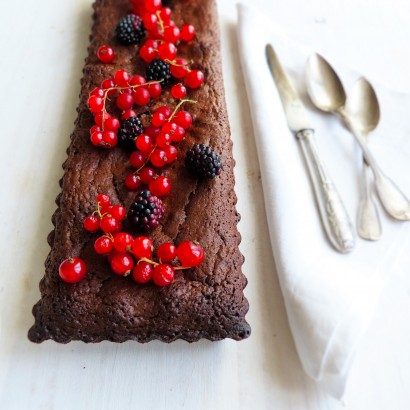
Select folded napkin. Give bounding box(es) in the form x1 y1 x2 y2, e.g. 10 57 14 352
237 3 410 399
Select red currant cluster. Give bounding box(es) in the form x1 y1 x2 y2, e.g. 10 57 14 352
107 236 204 286
83 194 126 234
88 70 162 149
134 0 204 89
66 193 204 286
125 99 194 196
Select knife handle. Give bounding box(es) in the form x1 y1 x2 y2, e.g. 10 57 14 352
296 129 355 253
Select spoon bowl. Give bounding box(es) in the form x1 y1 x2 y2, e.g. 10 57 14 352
345 77 381 134
305 52 410 222
305 53 346 112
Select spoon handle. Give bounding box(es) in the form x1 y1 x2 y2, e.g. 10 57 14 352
346 123 410 221
357 162 382 240
297 129 355 253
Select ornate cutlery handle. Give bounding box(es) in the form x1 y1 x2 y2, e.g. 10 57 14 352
296 129 355 253
357 162 382 240
341 115 410 221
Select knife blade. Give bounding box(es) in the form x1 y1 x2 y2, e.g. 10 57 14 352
265 44 355 253
266 44 311 133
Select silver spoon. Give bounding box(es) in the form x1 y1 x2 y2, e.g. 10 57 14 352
306 53 410 223
304 57 381 239
345 78 381 240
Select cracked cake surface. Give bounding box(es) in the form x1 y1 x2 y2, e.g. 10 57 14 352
28 0 250 344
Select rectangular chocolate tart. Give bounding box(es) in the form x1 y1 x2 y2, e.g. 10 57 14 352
28 0 250 343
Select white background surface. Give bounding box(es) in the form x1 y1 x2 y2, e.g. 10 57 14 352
0 0 410 409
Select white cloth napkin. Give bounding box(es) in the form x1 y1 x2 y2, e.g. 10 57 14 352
237 3 410 399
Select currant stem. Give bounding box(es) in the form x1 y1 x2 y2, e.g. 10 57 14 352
134 144 158 174
139 257 160 267
169 99 197 121
137 257 193 270
164 58 194 68
155 10 165 34
99 80 163 130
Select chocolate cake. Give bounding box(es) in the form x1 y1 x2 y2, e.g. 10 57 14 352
28 0 250 343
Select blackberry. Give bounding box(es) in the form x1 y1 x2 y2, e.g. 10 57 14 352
146 59 172 86
185 144 223 179
118 117 144 150
116 14 145 45
128 190 165 231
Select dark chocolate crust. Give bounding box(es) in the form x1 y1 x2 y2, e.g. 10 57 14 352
28 0 250 343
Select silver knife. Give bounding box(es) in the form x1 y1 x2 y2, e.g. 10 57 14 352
266 44 355 253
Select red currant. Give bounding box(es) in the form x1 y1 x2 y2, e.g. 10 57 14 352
104 117 120 132
180 24 195 42
136 134 154 153
144 0 161 13
147 82 162 98
90 87 105 97
122 109 137 119
125 174 142 190
148 24 164 39
152 111 167 127
170 59 189 78
156 106 173 118
83 215 100 232
59 258 87 283
101 130 118 148
130 75 146 86
157 242 176 262
110 205 126 221
133 87 151 106
97 194 111 207
94 236 114 255
100 216 119 233
132 261 154 283
150 149 167 167
159 42 177 61
113 232 134 252
140 45 157 63
156 133 172 148
90 131 103 146
173 111 192 129
139 167 156 184
132 236 153 259
152 264 174 286
171 125 185 142
163 26 180 44
145 39 159 48
158 7 171 22
145 125 161 139
171 83 187 99
141 11 158 30
110 252 135 275
149 176 171 197
88 96 104 113
90 125 101 134
94 112 111 127
130 150 146 168
163 145 178 162
161 122 176 135
101 79 116 97
114 69 130 87
97 45 115 63
132 3 145 14
116 93 134 110
185 70 204 89
177 241 204 267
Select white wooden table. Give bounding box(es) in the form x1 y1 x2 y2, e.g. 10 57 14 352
1 0 410 409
